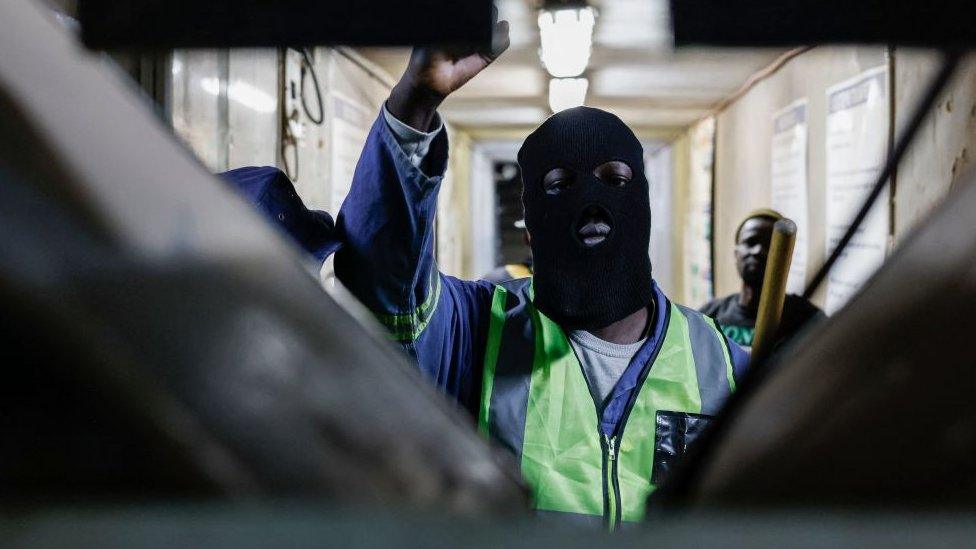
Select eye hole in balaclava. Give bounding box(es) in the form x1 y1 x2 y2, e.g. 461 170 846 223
517 107 653 331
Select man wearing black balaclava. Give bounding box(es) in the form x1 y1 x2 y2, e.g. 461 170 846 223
519 106 653 332
334 17 748 529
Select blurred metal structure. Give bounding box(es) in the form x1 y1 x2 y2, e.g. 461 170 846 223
0 0 523 511
79 0 493 49
8 0 976 542
680 157 976 505
671 0 976 47
652 43 975 510
11 506 976 547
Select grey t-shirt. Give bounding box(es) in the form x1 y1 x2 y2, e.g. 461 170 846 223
569 330 645 406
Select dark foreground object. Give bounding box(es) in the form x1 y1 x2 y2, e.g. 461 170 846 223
674 157 976 507
6 506 976 548
671 0 976 47
79 0 493 49
0 0 522 511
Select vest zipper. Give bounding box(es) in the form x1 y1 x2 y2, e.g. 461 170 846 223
577 355 618 531
600 301 673 528
603 360 657 528
571 307 671 532
604 434 620 531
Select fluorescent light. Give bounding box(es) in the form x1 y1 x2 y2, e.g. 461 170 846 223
549 77 588 112
200 77 276 113
538 6 596 78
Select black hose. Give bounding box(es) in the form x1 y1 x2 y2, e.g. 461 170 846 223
299 47 324 125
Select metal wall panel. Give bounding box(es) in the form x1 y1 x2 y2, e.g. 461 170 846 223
171 49 280 173
171 50 223 171
894 50 976 243
227 49 279 169
647 143 676 297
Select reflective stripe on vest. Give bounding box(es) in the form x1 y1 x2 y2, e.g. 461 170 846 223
478 278 734 527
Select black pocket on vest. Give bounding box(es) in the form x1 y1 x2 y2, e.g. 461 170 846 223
652 411 714 485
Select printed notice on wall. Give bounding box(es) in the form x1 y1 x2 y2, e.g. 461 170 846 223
685 117 715 306
824 65 889 314
330 92 371 213
770 99 809 295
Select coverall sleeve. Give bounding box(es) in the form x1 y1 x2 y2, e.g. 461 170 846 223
334 109 495 414
727 337 750 385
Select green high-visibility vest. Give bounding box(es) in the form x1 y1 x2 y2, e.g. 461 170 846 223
479 278 735 529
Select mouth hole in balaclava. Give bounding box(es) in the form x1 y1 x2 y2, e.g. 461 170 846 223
574 204 614 248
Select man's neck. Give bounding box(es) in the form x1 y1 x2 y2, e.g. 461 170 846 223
586 303 652 345
738 283 761 311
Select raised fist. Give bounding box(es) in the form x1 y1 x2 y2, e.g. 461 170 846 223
388 19 510 132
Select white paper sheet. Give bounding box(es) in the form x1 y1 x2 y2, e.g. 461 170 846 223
770 99 810 296
685 117 715 306
824 65 890 314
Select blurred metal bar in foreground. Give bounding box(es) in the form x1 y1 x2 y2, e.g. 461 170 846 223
685 157 976 506
79 0 493 49
0 0 523 510
12 506 976 548
670 0 976 47
751 218 797 363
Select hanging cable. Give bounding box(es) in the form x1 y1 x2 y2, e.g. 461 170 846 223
802 50 961 300
281 47 323 181
298 47 324 125
279 47 299 181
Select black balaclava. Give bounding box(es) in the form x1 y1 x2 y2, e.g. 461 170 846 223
517 107 652 330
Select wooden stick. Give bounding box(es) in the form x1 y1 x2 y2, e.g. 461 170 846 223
751 218 797 362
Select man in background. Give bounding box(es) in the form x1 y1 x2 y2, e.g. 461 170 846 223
701 209 825 350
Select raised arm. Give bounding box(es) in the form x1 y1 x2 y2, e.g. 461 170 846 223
334 23 510 411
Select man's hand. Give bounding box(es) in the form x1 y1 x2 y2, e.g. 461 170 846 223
388 20 510 132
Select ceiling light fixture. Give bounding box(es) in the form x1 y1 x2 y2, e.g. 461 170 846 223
549 77 589 112
538 5 596 78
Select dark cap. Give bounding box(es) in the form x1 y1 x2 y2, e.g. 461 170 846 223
736 208 784 240
220 166 341 262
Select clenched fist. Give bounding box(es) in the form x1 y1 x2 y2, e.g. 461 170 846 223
388 19 510 132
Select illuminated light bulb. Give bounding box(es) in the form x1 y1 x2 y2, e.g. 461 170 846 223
549 77 588 112
538 6 596 78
